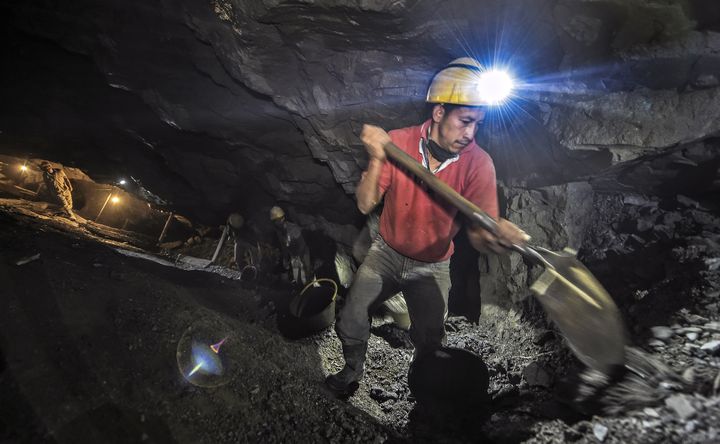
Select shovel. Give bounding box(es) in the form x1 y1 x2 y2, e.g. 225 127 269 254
382 141 626 375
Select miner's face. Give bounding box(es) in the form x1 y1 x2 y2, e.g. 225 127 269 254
432 105 485 154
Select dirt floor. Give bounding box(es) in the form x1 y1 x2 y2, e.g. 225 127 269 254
1 198 719 443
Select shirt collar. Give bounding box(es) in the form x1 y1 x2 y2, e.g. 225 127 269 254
418 120 461 174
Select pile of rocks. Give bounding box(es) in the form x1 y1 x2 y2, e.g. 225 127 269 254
530 394 720 443
647 314 720 393
650 320 720 357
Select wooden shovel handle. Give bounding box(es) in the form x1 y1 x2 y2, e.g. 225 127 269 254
382 141 547 267
382 141 500 233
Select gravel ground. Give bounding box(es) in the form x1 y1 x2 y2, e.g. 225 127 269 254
1 199 719 443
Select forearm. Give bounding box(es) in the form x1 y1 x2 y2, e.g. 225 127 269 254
355 158 385 214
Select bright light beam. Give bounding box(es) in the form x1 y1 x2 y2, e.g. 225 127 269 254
477 70 514 105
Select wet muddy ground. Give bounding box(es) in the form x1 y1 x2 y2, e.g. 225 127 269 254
1 199 719 443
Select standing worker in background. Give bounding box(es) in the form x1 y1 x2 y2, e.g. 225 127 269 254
227 212 245 268
270 206 313 287
326 58 529 394
207 212 247 269
40 161 76 221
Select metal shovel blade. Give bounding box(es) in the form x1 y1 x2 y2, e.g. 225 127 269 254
530 247 626 375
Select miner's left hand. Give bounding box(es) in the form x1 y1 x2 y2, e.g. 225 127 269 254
468 218 530 254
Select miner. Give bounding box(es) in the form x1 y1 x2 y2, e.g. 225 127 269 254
270 206 313 286
40 160 77 221
326 58 529 394
227 212 245 268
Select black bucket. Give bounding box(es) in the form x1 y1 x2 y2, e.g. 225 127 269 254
283 278 337 338
408 347 489 407
240 265 257 282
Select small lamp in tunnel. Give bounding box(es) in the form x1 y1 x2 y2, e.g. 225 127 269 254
19 164 28 172
118 179 127 185
95 191 120 222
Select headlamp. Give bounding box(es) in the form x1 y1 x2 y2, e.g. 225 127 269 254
476 70 514 105
426 58 516 107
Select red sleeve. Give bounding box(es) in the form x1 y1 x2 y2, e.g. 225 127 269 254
464 153 499 220
377 160 392 195
377 129 403 195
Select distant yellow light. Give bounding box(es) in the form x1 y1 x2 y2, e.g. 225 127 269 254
20 165 28 172
111 196 120 204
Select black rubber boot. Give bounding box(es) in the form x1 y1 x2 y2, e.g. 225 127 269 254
325 343 367 394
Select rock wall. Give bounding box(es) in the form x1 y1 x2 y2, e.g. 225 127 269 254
480 134 720 313
1 0 719 305
480 182 595 307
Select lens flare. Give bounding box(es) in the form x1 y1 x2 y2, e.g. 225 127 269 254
187 341 223 377
177 321 235 388
210 337 227 354
477 70 514 105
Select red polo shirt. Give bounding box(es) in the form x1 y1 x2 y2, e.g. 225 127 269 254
377 120 498 262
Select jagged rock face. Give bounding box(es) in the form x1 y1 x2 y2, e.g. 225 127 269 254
480 182 595 304
543 88 720 162
0 0 556 225
1 1 719 242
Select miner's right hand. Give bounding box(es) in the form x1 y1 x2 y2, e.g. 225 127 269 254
360 124 390 162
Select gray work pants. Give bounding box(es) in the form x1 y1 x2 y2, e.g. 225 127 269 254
336 235 450 356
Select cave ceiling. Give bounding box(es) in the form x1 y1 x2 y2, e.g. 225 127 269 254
1 0 719 227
